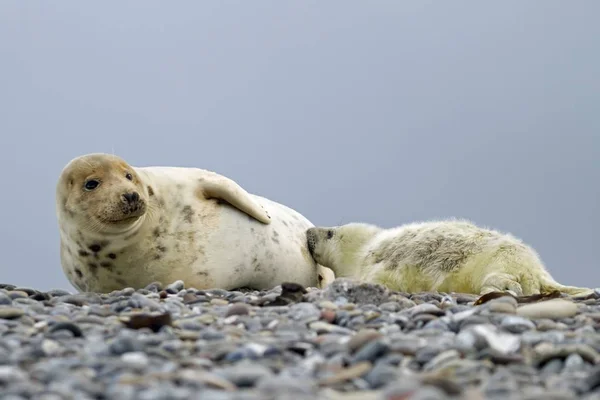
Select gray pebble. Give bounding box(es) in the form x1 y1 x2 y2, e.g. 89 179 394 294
0 278 598 398
109 336 144 355
501 315 537 333
0 366 27 383
226 303 250 317
53 293 103 306
409 303 446 317
363 361 398 388
541 358 564 375
289 303 321 322
564 353 585 370
0 292 12 305
423 349 461 372
217 361 273 388
349 339 390 364
410 386 450 400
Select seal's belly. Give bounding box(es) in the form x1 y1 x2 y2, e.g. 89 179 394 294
189 197 319 289
116 195 319 290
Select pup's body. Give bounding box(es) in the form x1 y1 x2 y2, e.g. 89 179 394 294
307 219 592 296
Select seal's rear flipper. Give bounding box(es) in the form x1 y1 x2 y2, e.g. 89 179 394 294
540 276 594 297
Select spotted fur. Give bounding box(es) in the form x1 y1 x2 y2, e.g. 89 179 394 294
56 153 334 293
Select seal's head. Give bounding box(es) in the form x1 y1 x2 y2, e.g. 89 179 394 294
57 153 150 235
307 223 382 275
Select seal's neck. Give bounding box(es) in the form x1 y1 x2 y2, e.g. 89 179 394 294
62 214 150 253
332 224 382 278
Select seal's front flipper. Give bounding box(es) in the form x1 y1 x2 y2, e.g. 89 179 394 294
199 174 272 225
480 273 524 296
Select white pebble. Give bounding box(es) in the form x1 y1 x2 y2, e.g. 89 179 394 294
517 299 579 320
471 324 521 355
0 366 27 383
41 339 61 356
564 353 584 370
121 351 149 369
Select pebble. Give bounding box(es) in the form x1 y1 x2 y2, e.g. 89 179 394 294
517 299 579 319
487 300 517 314
121 351 149 369
290 303 321 322
0 293 12 305
501 315 537 333
218 361 273 388
321 309 337 323
347 329 383 353
0 306 25 319
563 353 585 371
422 349 461 372
226 303 250 316
349 339 389 364
309 321 353 335
40 340 61 356
178 369 237 391
319 301 339 310
319 361 373 385
0 366 27 383
165 280 185 294
210 298 229 306
468 324 521 355
8 291 29 300
409 303 446 317
0 279 597 398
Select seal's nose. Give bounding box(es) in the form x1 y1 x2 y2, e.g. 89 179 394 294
122 192 140 204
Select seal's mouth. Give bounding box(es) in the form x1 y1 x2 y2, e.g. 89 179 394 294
101 202 147 224
105 214 142 224
99 214 142 225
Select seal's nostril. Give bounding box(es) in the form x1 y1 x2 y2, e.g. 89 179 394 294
122 192 139 204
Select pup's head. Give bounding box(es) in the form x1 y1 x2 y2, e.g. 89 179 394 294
306 223 381 275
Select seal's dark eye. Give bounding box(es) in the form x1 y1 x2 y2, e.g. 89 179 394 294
327 230 334 239
84 179 100 191
125 173 133 181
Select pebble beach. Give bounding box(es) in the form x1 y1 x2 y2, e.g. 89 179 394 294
1 278 599 400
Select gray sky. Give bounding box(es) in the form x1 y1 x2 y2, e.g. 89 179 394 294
1 1 598 292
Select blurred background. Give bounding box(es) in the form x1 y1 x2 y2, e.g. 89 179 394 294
0 1 598 292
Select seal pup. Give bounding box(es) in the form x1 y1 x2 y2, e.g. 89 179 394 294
306 219 593 296
56 153 333 293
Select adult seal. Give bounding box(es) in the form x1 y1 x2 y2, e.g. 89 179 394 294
56 153 333 293
306 218 593 296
